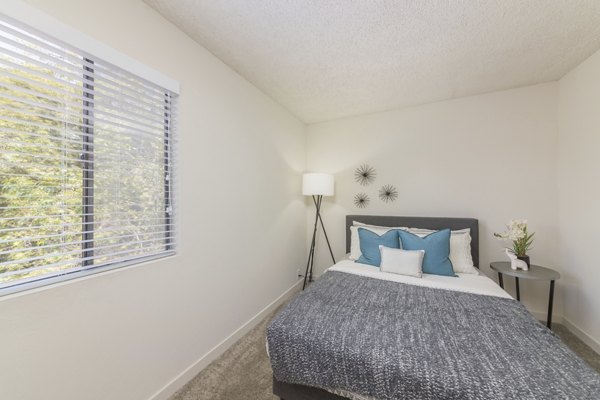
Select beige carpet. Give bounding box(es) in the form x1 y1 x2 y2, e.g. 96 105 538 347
169 306 281 400
170 308 600 400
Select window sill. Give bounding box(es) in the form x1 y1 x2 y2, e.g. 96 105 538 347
0 252 177 301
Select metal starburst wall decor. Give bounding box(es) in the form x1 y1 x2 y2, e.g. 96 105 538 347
354 193 370 209
379 184 398 203
354 164 376 186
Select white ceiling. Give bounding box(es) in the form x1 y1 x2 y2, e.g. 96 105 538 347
145 0 600 123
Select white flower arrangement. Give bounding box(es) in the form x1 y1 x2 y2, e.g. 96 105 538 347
494 219 535 257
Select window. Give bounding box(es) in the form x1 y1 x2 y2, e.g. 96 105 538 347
0 15 177 293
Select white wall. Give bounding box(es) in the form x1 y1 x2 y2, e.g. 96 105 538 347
306 83 560 315
0 1 306 399
558 48 600 349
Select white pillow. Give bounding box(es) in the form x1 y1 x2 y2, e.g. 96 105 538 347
408 228 477 274
349 222 408 260
379 245 424 278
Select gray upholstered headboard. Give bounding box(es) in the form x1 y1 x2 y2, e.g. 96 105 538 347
346 215 479 267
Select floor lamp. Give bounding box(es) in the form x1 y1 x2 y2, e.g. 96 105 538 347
302 173 336 290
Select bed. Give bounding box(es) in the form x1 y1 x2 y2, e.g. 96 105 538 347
267 215 600 400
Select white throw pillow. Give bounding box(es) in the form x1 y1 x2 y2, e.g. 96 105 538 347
379 245 424 278
349 222 408 260
408 228 477 274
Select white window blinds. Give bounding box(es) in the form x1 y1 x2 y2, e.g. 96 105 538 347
0 15 177 292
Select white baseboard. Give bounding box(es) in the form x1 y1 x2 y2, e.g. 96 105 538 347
148 279 303 400
562 317 600 354
528 310 600 354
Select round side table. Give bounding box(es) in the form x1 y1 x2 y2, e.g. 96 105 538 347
490 262 560 329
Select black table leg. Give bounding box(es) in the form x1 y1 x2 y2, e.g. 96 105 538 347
515 277 520 301
498 272 504 289
547 280 555 329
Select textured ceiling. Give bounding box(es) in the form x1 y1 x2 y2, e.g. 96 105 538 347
145 0 600 123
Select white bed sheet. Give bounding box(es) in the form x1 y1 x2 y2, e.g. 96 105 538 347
327 259 512 299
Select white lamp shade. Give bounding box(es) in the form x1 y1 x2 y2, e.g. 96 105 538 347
302 173 334 196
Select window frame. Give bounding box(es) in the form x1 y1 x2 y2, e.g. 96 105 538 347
0 6 178 297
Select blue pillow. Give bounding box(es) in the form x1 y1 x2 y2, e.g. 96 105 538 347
398 229 456 277
357 228 400 266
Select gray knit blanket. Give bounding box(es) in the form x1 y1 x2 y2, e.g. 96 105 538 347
267 271 600 399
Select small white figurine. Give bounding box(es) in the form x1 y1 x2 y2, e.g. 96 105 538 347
505 249 528 271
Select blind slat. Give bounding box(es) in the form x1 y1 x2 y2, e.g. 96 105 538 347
1 102 171 141
0 236 174 270
0 211 171 222
2 138 165 160
0 216 172 234
0 76 169 131
0 125 173 150
0 231 176 255
0 245 173 280
0 224 177 244
0 24 170 99
0 68 171 125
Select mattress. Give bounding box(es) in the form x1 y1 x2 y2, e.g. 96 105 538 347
327 259 511 299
